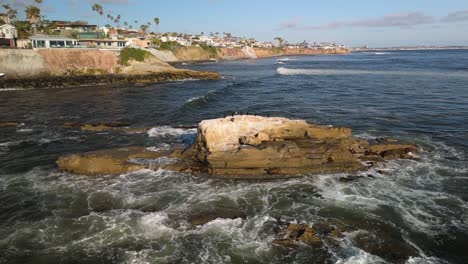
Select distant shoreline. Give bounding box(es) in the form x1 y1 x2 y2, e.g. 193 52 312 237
351 46 468 52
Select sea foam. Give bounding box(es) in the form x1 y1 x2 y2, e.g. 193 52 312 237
147 126 197 137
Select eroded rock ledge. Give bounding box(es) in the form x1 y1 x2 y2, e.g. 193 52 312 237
0 70 219 89
57 116 418 178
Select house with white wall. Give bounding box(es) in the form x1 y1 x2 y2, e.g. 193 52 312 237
0 24 17 47
30 34 78 49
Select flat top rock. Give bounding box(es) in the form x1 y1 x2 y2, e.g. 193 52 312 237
198 115 311 152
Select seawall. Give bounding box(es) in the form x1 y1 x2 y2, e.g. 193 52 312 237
0 49 121 77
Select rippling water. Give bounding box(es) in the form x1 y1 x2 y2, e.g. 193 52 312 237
1 50 467 263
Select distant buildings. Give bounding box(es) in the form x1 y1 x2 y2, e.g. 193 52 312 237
0 24 17 48
2 19 346 51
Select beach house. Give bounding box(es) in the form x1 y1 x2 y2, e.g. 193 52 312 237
0 24 17 47
29 34 78 49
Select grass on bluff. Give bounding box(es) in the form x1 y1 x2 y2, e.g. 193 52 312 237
119 48 154 66
200 44 220 57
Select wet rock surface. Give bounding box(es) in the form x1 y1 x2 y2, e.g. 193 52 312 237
0 122 19 127
273 218 419 263
57 147 171 175
273 221 322 248
0 70 220 89
63 122 150 133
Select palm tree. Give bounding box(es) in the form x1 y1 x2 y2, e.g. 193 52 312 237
2 4 17 24
153 17 159 33
25 5 40 34
140 24 149 35
274 37 284 47
91 3 103 27
114 14 121 27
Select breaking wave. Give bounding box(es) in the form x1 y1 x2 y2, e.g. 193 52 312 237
276 57 299 62
147 126 197 138
0 88 33 92
277 67 468 78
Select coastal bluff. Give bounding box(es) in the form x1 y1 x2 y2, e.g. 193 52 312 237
0 48 219 88
57 116 418 178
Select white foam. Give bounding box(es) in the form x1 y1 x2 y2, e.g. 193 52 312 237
185 96 206 103
140 212 175 238
405 256 447 264
276 58 298 62
147 126 197 137
145 145 170 152
0 88 33 92
276 67 468 78
335 250 384 264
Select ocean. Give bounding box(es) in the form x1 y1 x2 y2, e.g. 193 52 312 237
0 50 467 263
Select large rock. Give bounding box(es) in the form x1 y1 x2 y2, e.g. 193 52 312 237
190 116 384 177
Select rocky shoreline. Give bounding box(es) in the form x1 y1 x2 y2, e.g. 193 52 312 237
0 69 220 89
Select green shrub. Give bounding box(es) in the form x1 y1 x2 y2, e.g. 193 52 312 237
119 48 153 66
271 47 285 54
200 44 219 57
159 41 179 51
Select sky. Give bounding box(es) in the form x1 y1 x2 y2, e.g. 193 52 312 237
3 0 468 47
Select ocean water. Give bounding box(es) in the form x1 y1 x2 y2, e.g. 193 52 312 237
0 50 468 263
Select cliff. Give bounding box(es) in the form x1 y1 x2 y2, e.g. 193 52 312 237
149 46 346 63
173 46 220 61
253 47 348 58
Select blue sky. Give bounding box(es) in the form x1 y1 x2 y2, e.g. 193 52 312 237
5 0 468 47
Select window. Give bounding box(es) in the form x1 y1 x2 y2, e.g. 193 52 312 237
66 41 73 47
33 40 46 48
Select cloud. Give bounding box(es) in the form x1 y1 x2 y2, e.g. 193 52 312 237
441 10 468 23
278 12 435 30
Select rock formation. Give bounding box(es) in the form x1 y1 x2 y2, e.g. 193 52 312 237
185 116 417 178
57 116 418 177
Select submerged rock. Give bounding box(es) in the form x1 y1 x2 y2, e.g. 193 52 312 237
57 147 170 175
0 122 19 127
56 116 418 177
63 122 150 133
273 220 322 248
